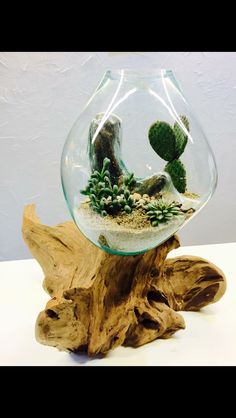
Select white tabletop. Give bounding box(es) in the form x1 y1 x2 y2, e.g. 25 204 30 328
0 242 236 366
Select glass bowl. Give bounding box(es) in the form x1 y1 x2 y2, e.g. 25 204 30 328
61 69 217 255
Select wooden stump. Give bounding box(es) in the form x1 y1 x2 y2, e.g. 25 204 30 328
22 204 226 357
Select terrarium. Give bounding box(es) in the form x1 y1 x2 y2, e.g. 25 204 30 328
61 69 217 255
23 68 226 357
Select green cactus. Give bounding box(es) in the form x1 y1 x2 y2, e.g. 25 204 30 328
145 199 184 227
149 116 190 161
173 115 189 158
164 159 187 193
148 121 176 161
148 115 189 193
179 114 190 131
81 158 136 216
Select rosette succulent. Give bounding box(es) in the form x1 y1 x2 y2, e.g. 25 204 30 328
145 199 184 227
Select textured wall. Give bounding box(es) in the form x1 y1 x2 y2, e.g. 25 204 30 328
0 52 235 261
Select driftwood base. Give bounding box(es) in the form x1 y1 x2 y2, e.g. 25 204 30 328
22 204 226 357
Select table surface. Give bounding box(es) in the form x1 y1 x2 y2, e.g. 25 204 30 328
0 242 236 366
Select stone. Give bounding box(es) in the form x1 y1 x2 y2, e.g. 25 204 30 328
132 193 142 201
135 174 167 196
89 113 124 184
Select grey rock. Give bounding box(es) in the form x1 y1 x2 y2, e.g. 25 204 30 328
89 113 124 184
135 174 167 196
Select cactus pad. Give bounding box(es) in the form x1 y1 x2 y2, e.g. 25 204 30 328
148 121 176 161
164 159 187 193
174 115 189 158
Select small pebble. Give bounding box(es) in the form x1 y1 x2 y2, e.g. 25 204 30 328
132 193 141 201
139 199 145 204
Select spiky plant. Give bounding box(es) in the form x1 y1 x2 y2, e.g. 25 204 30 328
164 159 187 193
148 121 176 161
145 199 184 227
81 158 136 216
148 115 190 193
173 115 190 158
123 172 136 190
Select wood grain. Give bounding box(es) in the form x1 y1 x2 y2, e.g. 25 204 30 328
22 204 226 356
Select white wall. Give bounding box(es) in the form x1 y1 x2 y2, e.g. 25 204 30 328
0 52 235 261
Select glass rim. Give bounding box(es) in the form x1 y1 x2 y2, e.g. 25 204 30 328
105 68 175 79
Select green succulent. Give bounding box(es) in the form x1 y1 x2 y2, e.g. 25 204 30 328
123 172 136 190
148 116 190 161
164 159 187 193
145 199 184 227
173 115 190 158
179 114 189 131
149 121 176 161
81 158 136 216
148 115 189 193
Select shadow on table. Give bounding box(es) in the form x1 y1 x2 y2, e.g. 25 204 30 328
69 352 104 365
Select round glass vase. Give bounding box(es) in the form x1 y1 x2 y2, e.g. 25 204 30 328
61 69 217 255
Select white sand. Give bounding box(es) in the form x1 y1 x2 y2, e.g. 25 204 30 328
74 205 185 254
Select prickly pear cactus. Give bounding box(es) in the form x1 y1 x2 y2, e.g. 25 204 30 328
148 115 189 193
148 121 176 161
165 159 187 193
174 115 189 159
